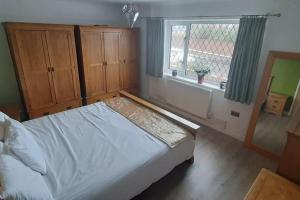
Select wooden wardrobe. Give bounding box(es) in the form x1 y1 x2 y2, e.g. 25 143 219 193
76 26 139 104
5 23 82 119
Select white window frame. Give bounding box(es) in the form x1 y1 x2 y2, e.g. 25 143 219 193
164 19 239 86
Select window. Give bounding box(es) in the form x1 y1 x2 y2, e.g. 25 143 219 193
164 19 239 85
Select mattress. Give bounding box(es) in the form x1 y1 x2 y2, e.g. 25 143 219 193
22 102 195 200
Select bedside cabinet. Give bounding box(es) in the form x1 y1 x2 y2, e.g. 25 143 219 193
264 92 289 116
0 105 21 121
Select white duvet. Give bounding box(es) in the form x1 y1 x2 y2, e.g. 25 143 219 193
23 102 195 200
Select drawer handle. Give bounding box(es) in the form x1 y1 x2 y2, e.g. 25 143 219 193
272 105 277 108
274 100 279 103
43 112 50 116
66 106 72 110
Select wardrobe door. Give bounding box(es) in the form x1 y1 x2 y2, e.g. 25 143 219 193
129 30 139 89
46 30 80 103
81 31 106 97
119 31 131 89
119 30 139 90
104 32 120 93
15 30 56 110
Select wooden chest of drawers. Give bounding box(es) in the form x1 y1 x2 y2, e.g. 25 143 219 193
244 169 300 200
264 92 289 116
278 108 300 184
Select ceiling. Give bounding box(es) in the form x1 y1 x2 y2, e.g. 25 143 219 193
102 0 230 2
56 0 237 4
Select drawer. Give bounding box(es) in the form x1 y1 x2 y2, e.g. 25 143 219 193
28 99 82 119
271 98 283 106
266 97 284 110
266 103 281 111
268 99 283 108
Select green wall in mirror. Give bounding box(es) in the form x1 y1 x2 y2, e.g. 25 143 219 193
271 59 300 96
270 58 300 110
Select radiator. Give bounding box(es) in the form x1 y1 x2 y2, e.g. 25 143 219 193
165 79 212 119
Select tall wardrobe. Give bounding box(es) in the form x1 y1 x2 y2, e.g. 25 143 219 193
5 23 139 119
5 23 82 119
76 26 139 105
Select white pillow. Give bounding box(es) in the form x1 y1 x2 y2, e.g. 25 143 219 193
4 118 47 175
0 123 4 142
0 142 3 153
0 112 9 141
0 154 53 200
0 112 7 121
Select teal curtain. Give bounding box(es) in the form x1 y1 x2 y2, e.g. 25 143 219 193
146 18 164 77
225 17 267 104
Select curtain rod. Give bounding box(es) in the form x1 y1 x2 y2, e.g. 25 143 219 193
140 13 281 19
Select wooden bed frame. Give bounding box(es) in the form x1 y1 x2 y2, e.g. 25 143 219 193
119 91 200 137
119 90 199 164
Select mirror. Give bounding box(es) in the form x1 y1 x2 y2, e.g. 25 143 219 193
245 51 300 160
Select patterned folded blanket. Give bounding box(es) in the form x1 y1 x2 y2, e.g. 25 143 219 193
104 97 193 148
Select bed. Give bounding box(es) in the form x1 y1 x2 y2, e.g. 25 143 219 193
0 91 199 200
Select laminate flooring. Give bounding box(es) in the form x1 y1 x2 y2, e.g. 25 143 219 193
253 112 290 154
133 126 277 200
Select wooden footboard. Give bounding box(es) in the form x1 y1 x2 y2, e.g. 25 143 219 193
119 91 200 136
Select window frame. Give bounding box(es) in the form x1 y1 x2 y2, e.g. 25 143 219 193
164 18 240 86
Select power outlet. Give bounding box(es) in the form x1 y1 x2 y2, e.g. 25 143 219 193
231 110 240 118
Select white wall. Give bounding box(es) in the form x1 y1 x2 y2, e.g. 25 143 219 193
0 0 126 25
139 0 300 141
148 76 254 141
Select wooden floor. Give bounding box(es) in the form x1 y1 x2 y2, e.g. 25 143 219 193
253 111 290 154
133 126 277 200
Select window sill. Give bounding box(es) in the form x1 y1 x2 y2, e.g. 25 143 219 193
163 73 225 92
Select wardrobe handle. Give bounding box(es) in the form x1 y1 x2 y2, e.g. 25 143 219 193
123 59 126 64
48 67 51 72
52 67 55 72
103 61 107 66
